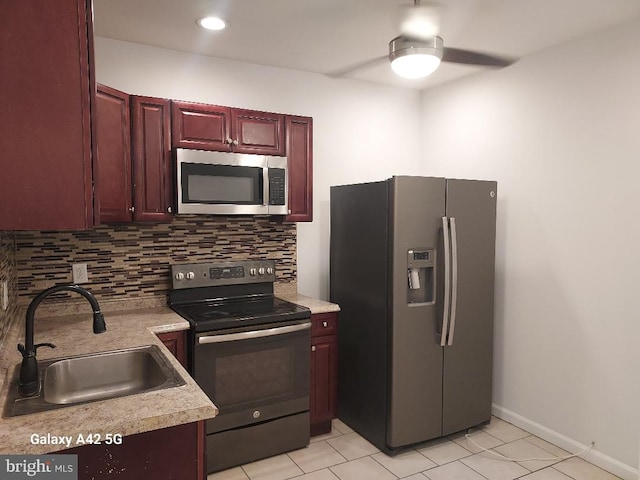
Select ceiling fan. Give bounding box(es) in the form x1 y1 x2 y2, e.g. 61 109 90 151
331 0 516 79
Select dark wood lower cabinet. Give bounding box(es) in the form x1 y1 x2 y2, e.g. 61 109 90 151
310 312 338 436
156 330 187 368
60 421 205 480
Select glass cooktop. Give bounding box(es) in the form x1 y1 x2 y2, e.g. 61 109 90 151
171 296 311 332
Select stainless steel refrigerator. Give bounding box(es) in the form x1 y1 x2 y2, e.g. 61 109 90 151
330 176 497 453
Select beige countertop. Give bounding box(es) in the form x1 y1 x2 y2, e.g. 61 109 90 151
0 307 218 454
276 292 341 314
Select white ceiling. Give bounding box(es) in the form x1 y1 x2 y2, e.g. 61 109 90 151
93 0 640 90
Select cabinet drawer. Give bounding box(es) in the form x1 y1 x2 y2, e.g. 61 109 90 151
311 313 337 337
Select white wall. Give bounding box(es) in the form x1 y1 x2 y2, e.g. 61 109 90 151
420 19 640 478
94 38 422 299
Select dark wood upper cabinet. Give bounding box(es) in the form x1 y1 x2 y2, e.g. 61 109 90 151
171 102 231 151
95 89 173 224
0 0 96 230
286 116 313 222
172 101 285 156
131 96 173 222
96 85 132 223
231 109 285 155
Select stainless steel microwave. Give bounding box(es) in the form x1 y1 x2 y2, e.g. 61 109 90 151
176 148 288 215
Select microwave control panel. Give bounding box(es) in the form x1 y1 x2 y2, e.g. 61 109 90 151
268 168 286 205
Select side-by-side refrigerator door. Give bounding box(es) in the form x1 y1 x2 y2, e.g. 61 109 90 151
442 179 497 435
387 176 446 448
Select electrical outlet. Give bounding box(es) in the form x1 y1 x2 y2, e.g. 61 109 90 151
1 281 8 311
72 263 89 284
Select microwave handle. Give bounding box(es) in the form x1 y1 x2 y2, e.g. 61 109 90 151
263 166 269 207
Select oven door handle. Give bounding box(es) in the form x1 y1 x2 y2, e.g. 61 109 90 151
197 321 311 344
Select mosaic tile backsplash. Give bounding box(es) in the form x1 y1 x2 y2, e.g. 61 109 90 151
0 232 18 344
15 216 297 308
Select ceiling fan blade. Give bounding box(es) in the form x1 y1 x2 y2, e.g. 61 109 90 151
442 47 515 67
326 55 388 78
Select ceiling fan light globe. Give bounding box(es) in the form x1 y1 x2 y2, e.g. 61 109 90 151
391 54 441 79
389 35 443 79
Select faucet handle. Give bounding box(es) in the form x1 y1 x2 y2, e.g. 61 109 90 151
17 342 55 358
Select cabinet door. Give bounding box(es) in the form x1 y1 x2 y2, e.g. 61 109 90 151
231 109 285 155
0 0 95 230
156 330 187 368
131 96 173 222
285 116 313 222
310 334 337 436
171 101 232 151
62 421 204 480
96 84 132 223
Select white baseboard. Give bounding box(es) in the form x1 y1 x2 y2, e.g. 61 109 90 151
492 404 639 480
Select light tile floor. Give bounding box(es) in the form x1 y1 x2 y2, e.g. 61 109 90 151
207 417 621 480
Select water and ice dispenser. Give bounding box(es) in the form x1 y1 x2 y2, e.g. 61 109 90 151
407 248 435 304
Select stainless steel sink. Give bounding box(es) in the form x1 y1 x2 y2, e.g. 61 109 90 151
4 345 186 417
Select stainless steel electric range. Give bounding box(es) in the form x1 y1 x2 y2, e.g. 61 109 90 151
169 259 311 473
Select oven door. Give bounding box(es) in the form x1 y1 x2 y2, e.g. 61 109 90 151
194 320 311 434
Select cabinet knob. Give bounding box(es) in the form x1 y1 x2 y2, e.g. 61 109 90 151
232 139 239 146
167 206 172 213
311 346 316 352
322 321 328 328
226 137 233 144
128 206 135 213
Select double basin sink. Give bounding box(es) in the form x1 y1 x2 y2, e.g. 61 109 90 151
5 345 185 417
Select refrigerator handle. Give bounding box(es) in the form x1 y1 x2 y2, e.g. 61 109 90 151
447 217 459 346
440 216 451 347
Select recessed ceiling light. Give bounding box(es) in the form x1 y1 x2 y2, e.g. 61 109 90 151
197 16 227 31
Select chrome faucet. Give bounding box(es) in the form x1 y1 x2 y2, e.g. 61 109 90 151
17 284 107 397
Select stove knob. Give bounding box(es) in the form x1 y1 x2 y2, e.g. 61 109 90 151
266 267 274 275
186 272 195 280
175 272 185 281
249 267 257 276
258 267 266 275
